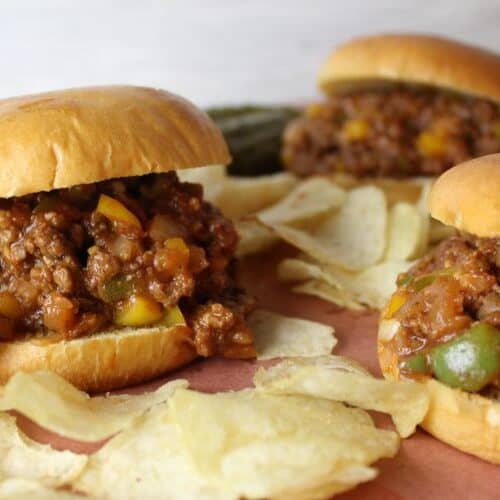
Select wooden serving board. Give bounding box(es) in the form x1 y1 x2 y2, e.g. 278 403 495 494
17 246 500 499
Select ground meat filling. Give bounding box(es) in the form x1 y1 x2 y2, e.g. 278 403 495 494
387 235 500 391
282 86 500 178
0 172 256 359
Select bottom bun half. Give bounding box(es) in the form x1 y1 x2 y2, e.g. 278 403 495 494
378 319 500 464
0 325 197 393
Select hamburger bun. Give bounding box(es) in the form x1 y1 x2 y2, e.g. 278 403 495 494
0 324 196 393
428 154 500 238
0 85 230 198
378 154 500 462
318 34 500 102
0 85 231 391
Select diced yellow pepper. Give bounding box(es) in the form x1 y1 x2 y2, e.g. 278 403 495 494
165 237 189 256
0 292 23 319
416 131 446 157
281 150 293 167
115 295 163 327
342 119 369 141
306 103 323 118
384 291 407 319
162 305 186 327
492 121 500 140
96 194 142 229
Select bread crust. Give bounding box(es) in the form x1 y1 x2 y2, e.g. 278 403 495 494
378 319 500 463
318 34 500 101
0 325 197 392
0 86 231 198
428 154 500 238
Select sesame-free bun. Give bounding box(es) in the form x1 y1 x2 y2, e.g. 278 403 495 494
0 86 230 198
0 324 196 392
428 154 500 238
318 34 500 101
378 319 500 463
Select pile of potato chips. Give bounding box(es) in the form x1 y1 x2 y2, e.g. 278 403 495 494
180 167 454 310
0 311 430 499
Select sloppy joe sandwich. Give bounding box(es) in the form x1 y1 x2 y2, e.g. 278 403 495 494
378 154 500 462
283 34 500 178
0 86 256 391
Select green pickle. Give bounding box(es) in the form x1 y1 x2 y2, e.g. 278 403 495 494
399 352 431 375
430 323 500 392
101 274 135 303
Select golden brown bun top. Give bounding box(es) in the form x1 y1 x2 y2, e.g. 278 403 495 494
0 86 231 198
318 34 500 101
428 154 500 238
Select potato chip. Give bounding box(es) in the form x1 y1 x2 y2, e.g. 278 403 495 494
413 177 435 214
280 258 410 310
0 479 81 499
372 178 424 207
254 356 430 438
179 166 297 220
0 371 187 441
293 280 364 310
74 406 233 500
267 186 387 271
248 309 337 360
329 174 426 208
385 202 429 261
177 165 227 204
0 414 86 487
278 258 343 288
235 218 277 257
336 260 412 310
216 173 298 219
257 177 346 225
170 388 399 499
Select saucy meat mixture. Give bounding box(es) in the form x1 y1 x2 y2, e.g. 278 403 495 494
282 86 500 178
0 172 255 359
385 234 500 392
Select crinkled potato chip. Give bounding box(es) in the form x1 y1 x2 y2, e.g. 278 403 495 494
216 173 298 220
179 167 297 220
170 388 399 499
257 177 346 225
280 258 410 310
372 178 424 207
0 479 81 499
0 371 187 441
177 164 227 205
293 280 365 311
413 177 435 214
0 414 86 487
74 405 233 500
236 219 277 257
267 186 387 271
248 309 337 360
254 357 429 438
329 173 426 208
385 202 429 261
339 261 413 310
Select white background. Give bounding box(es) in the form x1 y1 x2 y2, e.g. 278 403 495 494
1 1 499 106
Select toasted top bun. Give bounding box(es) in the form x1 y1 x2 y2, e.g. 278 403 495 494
318 34 500 101
428 154 500 238
0 85 231 198
378 319 500 463
0 323 197 392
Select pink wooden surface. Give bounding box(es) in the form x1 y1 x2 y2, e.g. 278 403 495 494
17 247 500 498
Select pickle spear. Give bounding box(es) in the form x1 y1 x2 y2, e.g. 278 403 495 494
207 106 299 176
